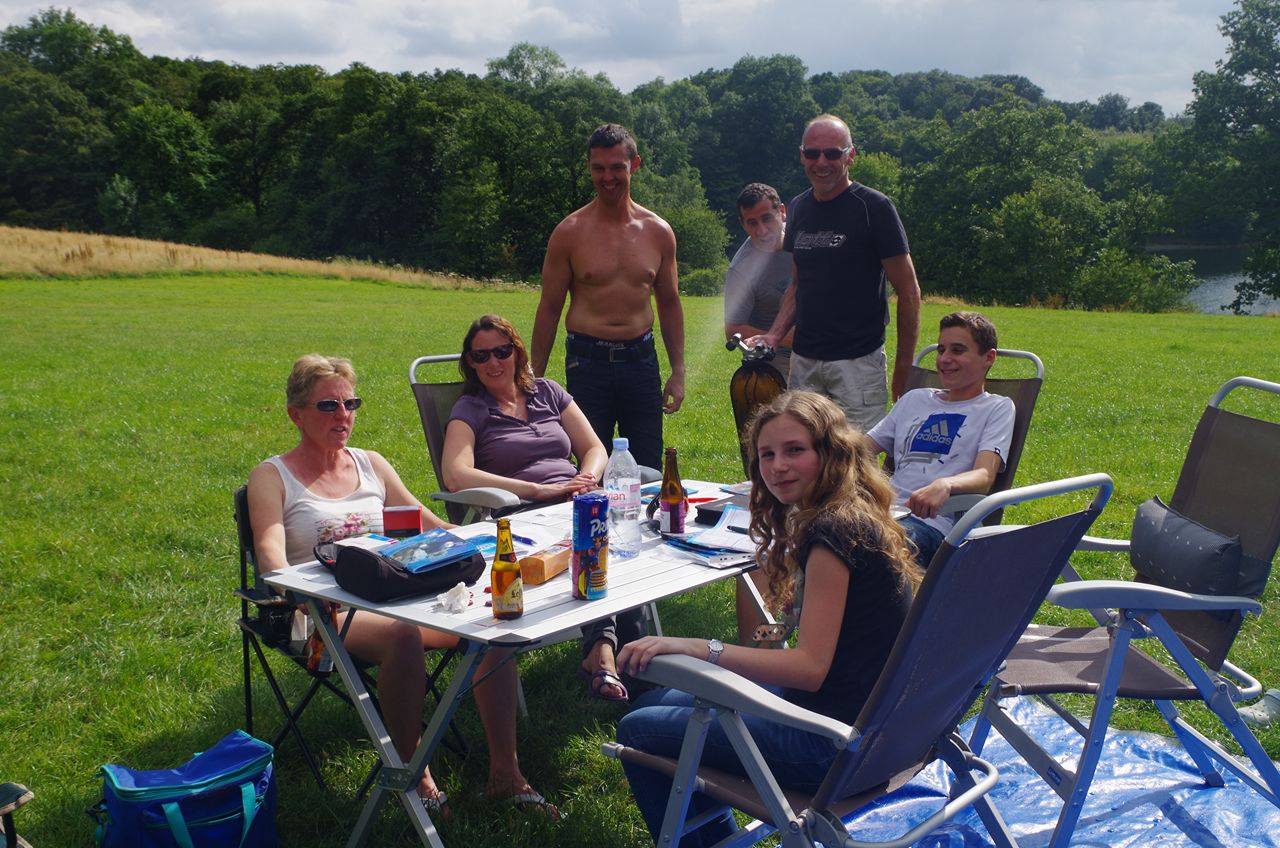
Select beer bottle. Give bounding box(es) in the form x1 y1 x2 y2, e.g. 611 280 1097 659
491 518 524 620
659 447 687 534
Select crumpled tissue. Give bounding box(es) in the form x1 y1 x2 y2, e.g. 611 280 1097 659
438 581 473 613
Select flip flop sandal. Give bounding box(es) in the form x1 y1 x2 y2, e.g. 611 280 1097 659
417 789 450 820
508 790 562 821
576 667 630 702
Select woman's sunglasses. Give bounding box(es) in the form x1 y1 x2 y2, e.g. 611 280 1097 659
800 145 852 161
313 397 362 413
468 343 515 364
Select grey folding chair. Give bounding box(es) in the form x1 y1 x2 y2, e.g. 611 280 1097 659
410 353 662 523
897 345 1045 525
409 354 527 525
605 474 1113 848
969 376 1280 848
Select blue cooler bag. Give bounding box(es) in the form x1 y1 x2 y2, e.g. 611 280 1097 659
94 730 277 848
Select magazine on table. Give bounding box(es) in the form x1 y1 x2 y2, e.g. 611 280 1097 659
664 505 756 567
378 529 480 574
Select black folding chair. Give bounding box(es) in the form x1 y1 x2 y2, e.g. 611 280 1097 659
970 375 1280 848
605 474 1112 847
234 486 466 793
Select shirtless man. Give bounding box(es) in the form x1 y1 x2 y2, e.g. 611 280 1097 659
531 123 685 472
532 123 685 702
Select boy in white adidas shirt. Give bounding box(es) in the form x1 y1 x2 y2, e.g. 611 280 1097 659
867 311 1014 566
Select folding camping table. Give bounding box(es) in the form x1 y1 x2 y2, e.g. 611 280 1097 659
264 480 763 847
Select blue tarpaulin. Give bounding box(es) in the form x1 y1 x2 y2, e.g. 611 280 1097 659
840 697 1280 847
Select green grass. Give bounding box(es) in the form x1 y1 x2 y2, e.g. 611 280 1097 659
1 274 1278 846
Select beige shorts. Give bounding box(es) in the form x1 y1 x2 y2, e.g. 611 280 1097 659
788 347 888 432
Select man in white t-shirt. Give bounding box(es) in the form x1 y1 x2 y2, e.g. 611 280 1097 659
723 182 793 377
867 311 1014 566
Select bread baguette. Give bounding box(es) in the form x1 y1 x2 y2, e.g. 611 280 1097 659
519 539 572 585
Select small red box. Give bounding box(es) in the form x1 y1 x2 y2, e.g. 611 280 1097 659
383 505 423 538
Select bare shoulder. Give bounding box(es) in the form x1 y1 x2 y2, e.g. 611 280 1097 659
246 459 284 504
631 202 676 248
549 203 594 243
248 458 282 487
364 449 394 474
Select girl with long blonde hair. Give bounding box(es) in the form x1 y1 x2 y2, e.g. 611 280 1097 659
616 391 921 846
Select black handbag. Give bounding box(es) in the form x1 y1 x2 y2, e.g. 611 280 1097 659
313 541 486 603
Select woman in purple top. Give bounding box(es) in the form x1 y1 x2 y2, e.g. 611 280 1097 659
444 315 636 701
443 314 606 500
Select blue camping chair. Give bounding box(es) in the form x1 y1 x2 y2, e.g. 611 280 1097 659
605 474 1112 847
970 376 1280 848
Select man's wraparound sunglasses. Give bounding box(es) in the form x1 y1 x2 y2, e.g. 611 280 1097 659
800 145 853 161
468 343 515 364
314 397 362 413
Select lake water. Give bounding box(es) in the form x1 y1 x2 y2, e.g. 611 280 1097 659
1156 246 1278 316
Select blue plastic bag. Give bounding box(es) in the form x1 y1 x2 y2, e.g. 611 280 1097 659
94 730 277 848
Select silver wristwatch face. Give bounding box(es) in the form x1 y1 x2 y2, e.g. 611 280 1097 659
708 638 724 664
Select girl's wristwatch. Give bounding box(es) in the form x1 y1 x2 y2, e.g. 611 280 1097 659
707 638 724 665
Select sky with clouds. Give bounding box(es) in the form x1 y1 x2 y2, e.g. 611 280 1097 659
0 0 1238 115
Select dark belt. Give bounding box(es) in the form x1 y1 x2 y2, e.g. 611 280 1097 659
566 331 655 363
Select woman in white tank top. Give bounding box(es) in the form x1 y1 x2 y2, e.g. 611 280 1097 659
246 355 557 817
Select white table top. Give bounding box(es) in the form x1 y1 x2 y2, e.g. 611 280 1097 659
264 480 756 648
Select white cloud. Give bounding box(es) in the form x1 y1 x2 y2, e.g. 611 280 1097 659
0 0 1236 111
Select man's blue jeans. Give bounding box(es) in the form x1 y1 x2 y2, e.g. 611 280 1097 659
900 514 946 569
564 333 663 470
617 687 839 847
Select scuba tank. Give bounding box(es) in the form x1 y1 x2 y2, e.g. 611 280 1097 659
726 334 787 476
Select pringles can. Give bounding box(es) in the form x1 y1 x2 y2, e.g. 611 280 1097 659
571 492 609 600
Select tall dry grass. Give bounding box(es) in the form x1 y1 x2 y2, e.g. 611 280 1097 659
0 224 501 288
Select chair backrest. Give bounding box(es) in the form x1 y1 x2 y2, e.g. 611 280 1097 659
1150 377 1280 669
234 484 261 596
887 346 1043 526
409 355 469 524
811 478 1106 808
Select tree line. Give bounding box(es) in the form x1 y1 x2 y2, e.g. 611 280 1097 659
1 3 1275 312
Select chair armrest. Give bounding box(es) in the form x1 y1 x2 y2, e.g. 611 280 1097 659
940 493 983 515
1076 535 1130 553
942 526 1129 555
429 487 523 509
234 587 291 607
1047 580 1262 615
963 524 1024 540
635 654 857 746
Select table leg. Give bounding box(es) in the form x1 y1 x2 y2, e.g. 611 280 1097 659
304 600 484 848
735 571 778 646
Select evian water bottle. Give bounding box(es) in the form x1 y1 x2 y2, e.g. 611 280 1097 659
603 437 641 558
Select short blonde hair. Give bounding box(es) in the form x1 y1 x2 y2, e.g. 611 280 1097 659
286 354 356 407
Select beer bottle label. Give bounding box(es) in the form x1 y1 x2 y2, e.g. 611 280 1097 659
659 499 687 534
493 573 523 614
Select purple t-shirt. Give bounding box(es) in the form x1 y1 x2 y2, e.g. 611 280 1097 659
448 378 578 486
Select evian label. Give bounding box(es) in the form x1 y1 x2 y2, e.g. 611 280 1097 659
606 481 640 510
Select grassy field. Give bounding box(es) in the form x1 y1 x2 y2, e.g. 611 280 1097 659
2 272 1278 846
